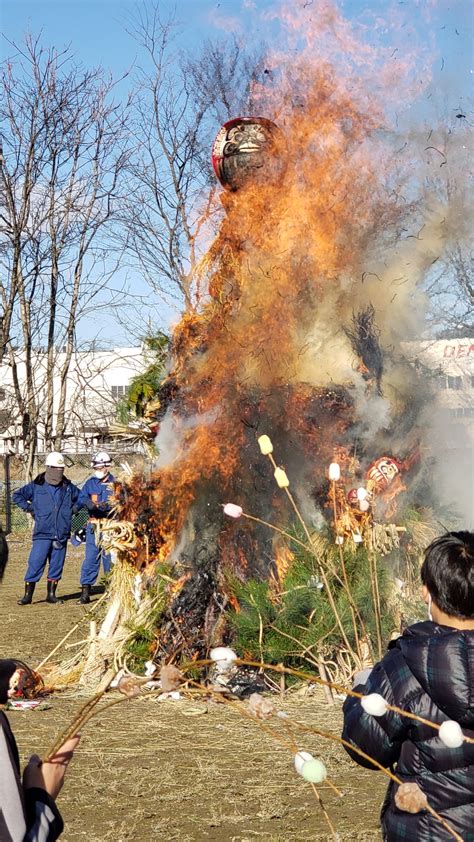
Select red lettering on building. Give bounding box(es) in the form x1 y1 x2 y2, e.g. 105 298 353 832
443 344 474 358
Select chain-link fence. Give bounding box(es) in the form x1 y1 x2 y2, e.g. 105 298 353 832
0 451 147 535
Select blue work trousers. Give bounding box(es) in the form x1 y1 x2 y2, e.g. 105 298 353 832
80 522 112 585
24 539 67 582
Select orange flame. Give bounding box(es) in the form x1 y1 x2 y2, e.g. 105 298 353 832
269 544 294 602
116 2 437 624
168 573 191 596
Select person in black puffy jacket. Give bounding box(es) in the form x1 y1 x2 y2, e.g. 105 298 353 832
342 531 474 842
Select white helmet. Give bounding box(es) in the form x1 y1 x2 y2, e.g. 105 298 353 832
91 450 111 468
45 451 65 468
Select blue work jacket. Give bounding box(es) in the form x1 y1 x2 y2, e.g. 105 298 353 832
78 474 115 520
13 474 81 542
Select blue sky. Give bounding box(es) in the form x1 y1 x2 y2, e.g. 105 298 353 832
1 1 472 345
1 1 274 74
2 0 471 110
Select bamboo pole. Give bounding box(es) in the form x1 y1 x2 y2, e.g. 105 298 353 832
317 656 335 706
368 549 383 659
266 451 361 668
35 591 108 672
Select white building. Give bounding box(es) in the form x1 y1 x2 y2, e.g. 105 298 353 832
408 336 474 429
405 337 474 524
1 338 472 511
0 346 148 454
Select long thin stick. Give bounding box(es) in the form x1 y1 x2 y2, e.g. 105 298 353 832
368 549 383 659
288 719 464 842
188 677 460 841
43 668 116 761
41 666 466 841
213 659 474 745
35 591 108 672
310 783 338 841
266 452 360 667
243 510 372 657
187 679 340 839
337 541 361 656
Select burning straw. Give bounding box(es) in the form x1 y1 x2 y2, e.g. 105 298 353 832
222 434 392 679
104 0 452 668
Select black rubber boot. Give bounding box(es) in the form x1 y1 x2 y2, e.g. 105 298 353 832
78 584 91 604
46 579 64 604
18 582 35 605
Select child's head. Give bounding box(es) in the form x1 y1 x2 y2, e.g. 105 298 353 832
0 659 44 704
421 531 474 620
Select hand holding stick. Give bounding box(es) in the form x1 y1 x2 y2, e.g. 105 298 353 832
25 735 81 799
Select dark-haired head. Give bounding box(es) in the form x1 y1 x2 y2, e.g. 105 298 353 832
0 659 44 704
421 531 474 620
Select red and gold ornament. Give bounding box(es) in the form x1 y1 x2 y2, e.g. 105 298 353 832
365 457 400 492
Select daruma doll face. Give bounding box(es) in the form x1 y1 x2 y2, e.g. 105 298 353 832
366 457 400 490
211 117 286 191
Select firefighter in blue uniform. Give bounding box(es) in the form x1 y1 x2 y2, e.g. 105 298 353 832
78 451 115 604
13 452 80 605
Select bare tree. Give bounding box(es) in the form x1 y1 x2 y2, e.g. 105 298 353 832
120 4 266 311
0 35 130 476
421 117 473 337
425 245 473 337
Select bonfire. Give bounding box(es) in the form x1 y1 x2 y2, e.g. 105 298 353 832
22 9 471 841
42 2 451 695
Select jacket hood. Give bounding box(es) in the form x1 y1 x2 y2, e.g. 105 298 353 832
391 621 474 726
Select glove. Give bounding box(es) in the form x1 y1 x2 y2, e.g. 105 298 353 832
70 528 86 547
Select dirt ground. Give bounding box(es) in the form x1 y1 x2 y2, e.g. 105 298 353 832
1 539 387 841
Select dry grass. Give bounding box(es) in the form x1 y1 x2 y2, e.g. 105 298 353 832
1 541 385 841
